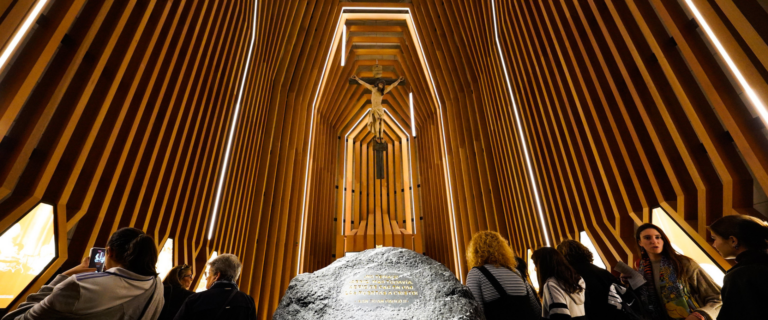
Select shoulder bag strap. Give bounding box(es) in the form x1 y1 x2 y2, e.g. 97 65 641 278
213 288 240 318
137 279 157 320
476 266 509 297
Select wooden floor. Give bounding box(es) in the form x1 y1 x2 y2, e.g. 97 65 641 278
1 1 767 318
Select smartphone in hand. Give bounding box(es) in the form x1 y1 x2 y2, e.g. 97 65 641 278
88 247 106 272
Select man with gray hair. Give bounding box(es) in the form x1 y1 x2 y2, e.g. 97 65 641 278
173 254 256 320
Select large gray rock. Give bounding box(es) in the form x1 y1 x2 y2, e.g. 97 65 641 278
274 247 484 320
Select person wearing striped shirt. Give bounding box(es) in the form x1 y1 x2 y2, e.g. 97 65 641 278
465 231 541 320
532 247 587 320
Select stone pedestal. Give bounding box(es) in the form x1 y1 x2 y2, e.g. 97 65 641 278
274 247 483 320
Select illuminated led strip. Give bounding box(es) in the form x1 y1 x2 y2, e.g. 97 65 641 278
409 92 416 136
399 8 463 280
490 0 550 247
208 1 259 240
341 24 346 67
684 0 768 128
340 109 372 236
0 0 48 73
298 6 460 280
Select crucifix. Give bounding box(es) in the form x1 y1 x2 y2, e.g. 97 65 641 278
350 70 404 179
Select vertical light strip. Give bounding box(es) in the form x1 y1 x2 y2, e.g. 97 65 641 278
341 24 346 66
490 0 550 246
340 109 372 236
403 8 463 281
208 1 259 240
0 0 48 73
297 11 344 276
684 0 768 128
407 92 417 234
409 92 416 136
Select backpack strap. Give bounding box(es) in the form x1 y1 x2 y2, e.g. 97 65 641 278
475 266 509 298
137 279 157 320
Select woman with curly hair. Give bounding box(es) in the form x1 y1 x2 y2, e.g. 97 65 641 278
466 231 540 320
532 247 587 319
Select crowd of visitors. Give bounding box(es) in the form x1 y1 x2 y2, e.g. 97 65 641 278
466 214 768 320
1 214 766 320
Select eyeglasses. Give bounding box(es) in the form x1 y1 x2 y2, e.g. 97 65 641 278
181 274 194 280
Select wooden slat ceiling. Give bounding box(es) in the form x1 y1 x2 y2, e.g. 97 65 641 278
1 1 767 318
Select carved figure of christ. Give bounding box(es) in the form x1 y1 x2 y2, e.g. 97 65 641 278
350 74 404 142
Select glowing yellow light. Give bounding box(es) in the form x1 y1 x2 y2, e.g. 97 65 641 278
0 203 56 308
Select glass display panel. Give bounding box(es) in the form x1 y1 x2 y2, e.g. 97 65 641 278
157 238 173 281
194 251 218 292
579 231 607 269
652 208 724 286
527 249 539 291
0 203 56 308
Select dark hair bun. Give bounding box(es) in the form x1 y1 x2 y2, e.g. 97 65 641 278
107 228 158 276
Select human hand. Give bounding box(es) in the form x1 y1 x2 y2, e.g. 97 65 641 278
63 256 97 276
685 313 705 320
619 273 631 285
351 75 358 80
398 76 405 82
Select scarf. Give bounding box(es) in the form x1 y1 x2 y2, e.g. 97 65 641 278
638 253 698 319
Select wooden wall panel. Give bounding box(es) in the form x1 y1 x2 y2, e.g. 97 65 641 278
0 0 253 314
2 0 767 318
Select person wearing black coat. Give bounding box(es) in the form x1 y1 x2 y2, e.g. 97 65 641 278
173 254 256 320
709 214 768 320
558 239 630 320
158 265 195 320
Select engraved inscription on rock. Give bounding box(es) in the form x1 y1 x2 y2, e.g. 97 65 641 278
341 272 420 307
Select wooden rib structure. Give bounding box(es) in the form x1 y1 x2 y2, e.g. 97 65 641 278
1 0 767 318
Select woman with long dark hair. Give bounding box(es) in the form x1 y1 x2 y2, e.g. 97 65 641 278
708 215 768 320
158 264 194 320
531 247 587 319
634 223 721 320
558 239 629 320
465 231 540 320
2 227 164 320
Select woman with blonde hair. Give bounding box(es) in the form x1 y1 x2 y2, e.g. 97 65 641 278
466 231 540 320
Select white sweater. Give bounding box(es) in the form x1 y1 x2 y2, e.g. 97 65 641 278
3 268 164 320
541 277 587 319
